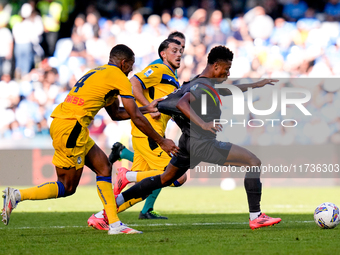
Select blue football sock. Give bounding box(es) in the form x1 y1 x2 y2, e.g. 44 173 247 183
120 148 134 162
141 188 162 214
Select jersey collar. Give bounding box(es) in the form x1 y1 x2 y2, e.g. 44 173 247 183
163 63 176 76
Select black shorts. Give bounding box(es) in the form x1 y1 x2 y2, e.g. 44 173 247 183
170 133 233 170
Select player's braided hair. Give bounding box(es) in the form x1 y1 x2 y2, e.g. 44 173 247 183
109 44 134 61
207 46 233 64
158 38 181 60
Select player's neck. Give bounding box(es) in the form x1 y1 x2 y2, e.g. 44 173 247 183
199 67 213 79
108 60 120 68
162 60 177 73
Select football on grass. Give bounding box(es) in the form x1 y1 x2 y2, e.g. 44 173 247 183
314 202 340 229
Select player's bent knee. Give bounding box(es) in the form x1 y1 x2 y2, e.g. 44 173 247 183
177 173 187 185
65 188 77 196
97 163 112 177
249 156 261 167
63 184 78 196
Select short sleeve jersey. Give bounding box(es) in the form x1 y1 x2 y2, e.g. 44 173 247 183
51 63 134 128
149 58 178 78
158 77 221 139
131 63 179 137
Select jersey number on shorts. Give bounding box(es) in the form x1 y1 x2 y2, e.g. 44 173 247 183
74 71 96 92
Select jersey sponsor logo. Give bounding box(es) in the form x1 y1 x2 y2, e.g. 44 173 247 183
64 95 85 106
144 68 154 77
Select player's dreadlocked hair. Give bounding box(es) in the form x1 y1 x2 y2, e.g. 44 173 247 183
158 38 181 60
207 46 233 64
109 44 134 61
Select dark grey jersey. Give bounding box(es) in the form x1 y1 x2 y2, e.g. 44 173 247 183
157 77 222 139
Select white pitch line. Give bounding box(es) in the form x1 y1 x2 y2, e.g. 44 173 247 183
0 221 314 230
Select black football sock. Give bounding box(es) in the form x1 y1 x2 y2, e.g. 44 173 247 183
244 170 262 213
122 175 163 202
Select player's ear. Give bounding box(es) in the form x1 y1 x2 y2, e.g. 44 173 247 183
160 51 166 60
121 59 127 70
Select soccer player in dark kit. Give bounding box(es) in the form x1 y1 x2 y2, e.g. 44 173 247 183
114 45 281 229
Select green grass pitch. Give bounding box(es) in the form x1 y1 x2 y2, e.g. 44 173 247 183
1 186 340 254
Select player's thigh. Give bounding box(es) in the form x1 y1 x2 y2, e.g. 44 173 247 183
191 138 232 166
85 142 111 176
132 137 170 171
131 141 150 171
56 166 83 193
224 144 261 167
51 118 93 170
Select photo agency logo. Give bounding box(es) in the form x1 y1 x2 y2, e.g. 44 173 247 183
200 83 312 128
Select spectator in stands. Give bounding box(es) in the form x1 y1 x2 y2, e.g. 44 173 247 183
1 1 340 147
263 0 283 20
37 0 63 57
82 10 100 41
283 0 308 22
324 0 340 21
205 10 230 47
168 7 188 32
12 3 36 77
0 16 13 77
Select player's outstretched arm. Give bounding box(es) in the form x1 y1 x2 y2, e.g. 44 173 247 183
131 76 161 119
121 97 179 156
219 79 279 96
176 92 222 134
105 98 161 121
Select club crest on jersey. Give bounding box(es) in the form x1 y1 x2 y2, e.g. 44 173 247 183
77 156 82 164
144 68 153 77
191 84 198 91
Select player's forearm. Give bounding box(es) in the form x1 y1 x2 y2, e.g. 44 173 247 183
138 105 154 114
108 105 157 120
105 102 131 120
219 83 258 95
220 79 276 95
134 91 150 106
111 108 131 120
176 94 207 129
131 76 149 106
235 82 262 92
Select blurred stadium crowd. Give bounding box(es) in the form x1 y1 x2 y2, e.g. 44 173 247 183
0 0 340 147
